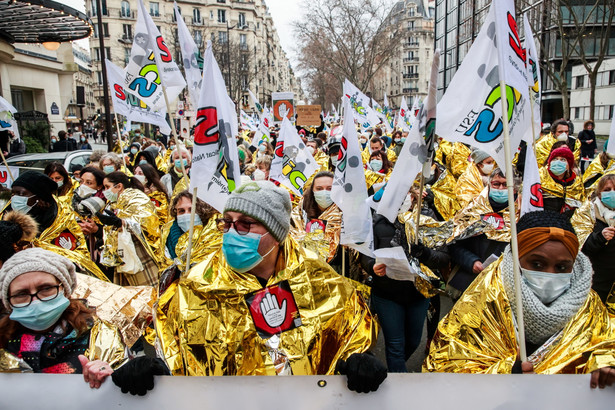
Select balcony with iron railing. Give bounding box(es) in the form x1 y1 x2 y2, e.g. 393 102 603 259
402 87 419 94
403 73 419 79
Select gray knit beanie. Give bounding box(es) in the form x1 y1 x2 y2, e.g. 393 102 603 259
224 180 291 242
0 248 77 309
471 149 491 165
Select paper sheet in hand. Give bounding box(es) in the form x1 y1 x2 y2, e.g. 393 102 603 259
374 246 416 281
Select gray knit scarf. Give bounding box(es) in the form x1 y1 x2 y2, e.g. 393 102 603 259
500 245 592 346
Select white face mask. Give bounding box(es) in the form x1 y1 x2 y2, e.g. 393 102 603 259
307 146 315 155
556 132 568 142
133 174 147 184
521 267 572 305
330 156 338 167
480 162 494 175
76 184 97 198
253 169 266 181
313 190 333 209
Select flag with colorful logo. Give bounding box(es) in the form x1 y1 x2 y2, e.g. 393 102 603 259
396 96 411 132
0 96 18 137
190 41 241 212
174 2 202 110
372 98 392 133
106 59 171 134
383 94 395 131
331 98 374 257
248 89 263 116
270 117 319 196
521 141 543 216
123 0 186 111
435 1 530 171
343 79 380 129
240 109 258 132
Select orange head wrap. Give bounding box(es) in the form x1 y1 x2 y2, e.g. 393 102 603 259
517 227 579 259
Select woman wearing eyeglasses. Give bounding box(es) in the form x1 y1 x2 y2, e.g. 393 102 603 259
95 171 162 287
448 168 521 298
0 248 167 393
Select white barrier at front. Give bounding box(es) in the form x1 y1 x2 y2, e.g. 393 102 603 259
0 373 613 409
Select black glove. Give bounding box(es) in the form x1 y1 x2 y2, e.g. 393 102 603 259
96 209 122 228
112 356 169 396
336 352 387 393
410 242 431 261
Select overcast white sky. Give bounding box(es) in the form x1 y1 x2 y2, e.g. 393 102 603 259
59 0 398 69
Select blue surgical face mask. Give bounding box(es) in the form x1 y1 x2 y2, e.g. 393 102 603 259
401 137 406 143
9 295 70 331
521 267 572 305
177 213 202 232
131 148 138 155
51 138 57 144
601 191 615 209
175 159 188 170
139 160 148 166
12 195 36 213
489 187 508 204
222 229 275 273
80 137 86 142
56 180 64 188
103 165 115 174
314 190 333 209
550 159 568 176
370 159 383 172
103 187 118 202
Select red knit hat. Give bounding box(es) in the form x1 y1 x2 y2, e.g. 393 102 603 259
548 146 574 170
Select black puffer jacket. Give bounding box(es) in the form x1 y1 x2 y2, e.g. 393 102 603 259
582 218 615 302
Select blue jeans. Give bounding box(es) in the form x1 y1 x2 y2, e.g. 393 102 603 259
371 293 430 373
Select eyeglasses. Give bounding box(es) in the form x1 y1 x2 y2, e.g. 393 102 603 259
490 181 507 189
216 217 260 235
9 284 63 308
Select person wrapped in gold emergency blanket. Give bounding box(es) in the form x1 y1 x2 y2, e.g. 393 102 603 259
97 172 161 287
424 211 615 389
156 181 387 393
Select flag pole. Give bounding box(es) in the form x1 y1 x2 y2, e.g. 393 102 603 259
114 113 128 166
499 80 527 362
184 186 198 274
413 174 424 245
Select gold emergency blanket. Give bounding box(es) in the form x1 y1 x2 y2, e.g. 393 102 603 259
435 140 471 179
101 188 161 267
454 163 485 209
72 273 156 347
429 168 461 221
539 167 586 209
290 199 342 263
423 257 615 374
155 237 378 376
27 199 108 281
570 200 596 247
364 169 391 190
148 190 169 228
160 216 223 271
0 319 128 372
449 187 518 243
535 134 581 167
582 156 615 196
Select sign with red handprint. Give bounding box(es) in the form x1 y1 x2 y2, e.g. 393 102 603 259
53 231 78 251
245 280 302 339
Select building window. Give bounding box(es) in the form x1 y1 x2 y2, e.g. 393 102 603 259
93 23 109 38
122 24 132 40
120 1 130 17
610 70 615 85
218 31 228 44
238 12 246 27
574 107 580 119
194 30 203 46
124 48 131 65
217 0 225 3
240 33 247 50
173 6 181 22
218 9 226 23
193 8 201 24
150 2 159 17
97 71 103 85
575 75 584 89
92 0 107 16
